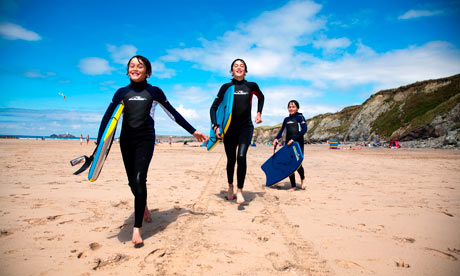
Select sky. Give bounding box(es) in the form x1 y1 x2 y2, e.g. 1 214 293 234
0 0 459 137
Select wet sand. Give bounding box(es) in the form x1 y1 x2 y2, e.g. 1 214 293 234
0 139 459 275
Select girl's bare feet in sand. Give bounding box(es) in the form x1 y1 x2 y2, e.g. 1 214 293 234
227 184 234 200
236 189 245 204
301 179 306 190
132 227 143 245
288 187 296 192
143 205 152 223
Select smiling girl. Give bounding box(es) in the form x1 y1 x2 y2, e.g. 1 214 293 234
97 55 207 246
210 58 264 204
273 100 307 191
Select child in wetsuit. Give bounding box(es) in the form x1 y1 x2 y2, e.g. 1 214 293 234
273 100 307 191
97 55 206 245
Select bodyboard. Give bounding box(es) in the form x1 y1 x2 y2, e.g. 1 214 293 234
207 85 234 151
261 142 304 187
88 103 124 181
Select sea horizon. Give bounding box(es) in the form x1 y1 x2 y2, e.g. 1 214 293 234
0 134 194 140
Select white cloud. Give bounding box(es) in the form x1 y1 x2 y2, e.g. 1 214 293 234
24 70 56 78
159 0 460 93
150 61 176 78
263 85 322 115
398 9 443 20
107 44 137 64
78 57 114 75
292 41 460 90
171 85 214 104
312 36 351 53
0 22 41 41
163 0 325 77
175 104 198 119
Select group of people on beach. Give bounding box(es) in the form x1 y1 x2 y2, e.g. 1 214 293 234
95 55 308 245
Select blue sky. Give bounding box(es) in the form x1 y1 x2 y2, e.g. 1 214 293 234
0 0 459 137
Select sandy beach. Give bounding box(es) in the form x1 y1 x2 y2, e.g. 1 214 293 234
0 139 459 276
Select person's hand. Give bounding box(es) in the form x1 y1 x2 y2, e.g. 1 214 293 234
273 139 279 146
255 112 262 124
214 126 221 139
287 139 294 146
193 131 207 142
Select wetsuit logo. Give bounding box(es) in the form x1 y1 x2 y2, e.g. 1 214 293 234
234 90 249 95
287 121 296 124
128 96 147 101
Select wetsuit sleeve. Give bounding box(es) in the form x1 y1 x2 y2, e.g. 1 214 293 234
210 84 230 129
96 90 124 145
251 82 264 114
275 118 287 140
292 114 308 141
153 87 196 135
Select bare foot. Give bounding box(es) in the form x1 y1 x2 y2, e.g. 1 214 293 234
226 184 234 200
288 187 296 192
143 205 152 223
236 189 245 204
301 179 306 190
132 227 143 245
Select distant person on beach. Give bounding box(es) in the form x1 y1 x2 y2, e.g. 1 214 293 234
80 134 83 145
96 55 207 246
210 58 264 204
86 134 90 144
169 136 172 146
273 100 307 191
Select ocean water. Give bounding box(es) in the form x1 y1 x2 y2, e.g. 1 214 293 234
0 135 96 140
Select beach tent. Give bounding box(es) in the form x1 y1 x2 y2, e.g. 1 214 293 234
328 140 340 149
251 141 256 147
389 140 401 148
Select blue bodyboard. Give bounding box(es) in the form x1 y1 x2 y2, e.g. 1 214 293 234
207 85 234 151
88 103 124 182
261 142 304 187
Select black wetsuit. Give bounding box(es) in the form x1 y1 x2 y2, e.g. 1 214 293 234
97 80 196 228
275 112 307 188
210 79 264 189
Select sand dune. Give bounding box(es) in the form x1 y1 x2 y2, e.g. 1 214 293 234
0 139 459 275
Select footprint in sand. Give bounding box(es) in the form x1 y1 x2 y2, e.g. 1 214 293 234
265 252 294 271
24 215 62 225
257 236 269 242
424 247 458 261
393 237 415 243
89 242 101 251
0 229 13 237
93 254 129 270
251 215 268 224
144 248 167 264
395 261 410 268
335 259 363 269
91 226 109 232
112 200 130 209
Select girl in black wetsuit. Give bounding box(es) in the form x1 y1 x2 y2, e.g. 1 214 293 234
97 55 206 246
273 100 308 191
210 59 264 204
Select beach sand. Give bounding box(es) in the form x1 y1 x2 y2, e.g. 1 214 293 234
0 139 459 276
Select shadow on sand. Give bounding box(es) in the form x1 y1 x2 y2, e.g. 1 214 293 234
215 190 265 210
108 207 211 244
267 181 295 190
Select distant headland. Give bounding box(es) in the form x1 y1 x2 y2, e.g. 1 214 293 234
50 134 76 138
